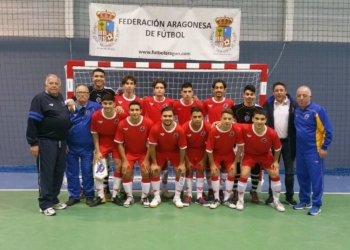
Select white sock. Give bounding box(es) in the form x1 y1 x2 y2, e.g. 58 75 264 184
95 179 104 198
174 179 183 199
141 179 150 199
220 172 228 190
151 177 161 198
224 176 234 201
112 173 122 197
185 177 193 197
237 179 248 201
123 180 133 197
271 180 282 202
206 171 213 189
212 177 220 200
196 174 204 199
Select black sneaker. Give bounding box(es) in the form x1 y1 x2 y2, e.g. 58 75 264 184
65 198 80 206
250 190 259 203
86 197 94 206
112 196 124 206
208 189 214 201
104 186 112 200
286 197 297 206
89 197 106 207
265 195 273 205
219 190 224 202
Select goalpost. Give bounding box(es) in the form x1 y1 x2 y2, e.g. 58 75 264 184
65 60 268 191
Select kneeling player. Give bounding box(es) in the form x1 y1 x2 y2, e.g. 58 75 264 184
182 106 211 206
148 107 187 208
237 109 285 212
90 94 122 207
206 109 243 209
115 101 153 208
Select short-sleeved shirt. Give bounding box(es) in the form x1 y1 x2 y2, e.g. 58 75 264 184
114 94 143 121
173 99 205 125
142 96 174 123
203 97 234 124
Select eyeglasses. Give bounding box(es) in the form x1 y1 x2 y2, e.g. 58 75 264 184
76 92 89 94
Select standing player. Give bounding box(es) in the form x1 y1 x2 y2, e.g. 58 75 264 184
143 79 175 198
232 85 263 203
114 101 153 208
114 75 143 121
237 109 285 212
203 79 234 200
173 82 205 125
89 94 123 207
181 107 211 206
148 107 187 208
206 109 243 209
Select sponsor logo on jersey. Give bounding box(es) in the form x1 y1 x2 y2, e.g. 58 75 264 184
49 103 54 106
215 136 220 138
123 128 128 130
200 131 206 136
160 133 164 136
261 138 267 143
140 126 145 131
118 101 122 104
114 119 119 124
304 114 309 119
173 133 179 138
177 108 182 110
223 103 228 108
187 134 192 137
246 134 251 137
150 103 154 106
208 104 213 108
98 121 103 124
229 132 234 137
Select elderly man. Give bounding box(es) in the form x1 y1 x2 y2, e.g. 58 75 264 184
65 85 102 206
293 86 333 216
26 74 70 216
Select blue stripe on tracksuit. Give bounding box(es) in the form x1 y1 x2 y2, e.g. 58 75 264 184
294 102 333 206
66 101 102 199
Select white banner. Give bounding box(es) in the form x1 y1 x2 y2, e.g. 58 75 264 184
89 3 241 61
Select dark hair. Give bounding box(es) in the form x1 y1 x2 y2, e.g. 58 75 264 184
212 79 227 89
152 79 167 89
244 84 256 93
273 82 286 91
253 109 267 117
221 108 233 117
93 68 105 76
122 75 137 86
190 106 203 114
181 82 193 90
101 94 115 102
129 101 141 109
161 106 174 115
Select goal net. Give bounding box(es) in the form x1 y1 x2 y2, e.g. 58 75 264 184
65 60 268 184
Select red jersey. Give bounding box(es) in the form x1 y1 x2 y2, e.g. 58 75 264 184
239 124 282 156
203 97 234 124
206 123 243 156
114 116 153 155
91 109 121 148
173 99 205 125
148 122 187 154
142 96 174 123
114 94 143 121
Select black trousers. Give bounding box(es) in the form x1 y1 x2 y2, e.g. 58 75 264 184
37 139 67 210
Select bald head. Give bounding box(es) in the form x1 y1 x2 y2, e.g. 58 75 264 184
296 86 312 109
75 85 90 105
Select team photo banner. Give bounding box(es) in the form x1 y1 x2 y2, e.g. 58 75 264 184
89 3 241 61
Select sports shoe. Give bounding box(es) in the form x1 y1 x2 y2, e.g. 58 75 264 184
85 197 94 206
104 186 112 200
118 188 127 200
250 189 259 203
65 198 80 206
89 197 106 207
223 200 236 209
209 199 221 209
123 196 135 208
150 197 161 208
308 205 321 216
173 197 184 208
236 199 244 211
232 190 238 202
40 207 56 216
286 197 297 206
52 203 67 210
161 186 172 199
202 192 208 201
293 202 312 210
265 195 273 205
112 196 124 206
271 200 286 212
141 197 150 208
208 189 214 201
183 196 192 207
219 190 224 202
195 197 210 207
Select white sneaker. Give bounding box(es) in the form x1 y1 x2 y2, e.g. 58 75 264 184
223 200 236 209
173 197 184 208
209 199 221 209
141 197 150 208
271 200 285 212
123 196 135 208
150 197 161 208
161 186 172 199
236 199 244 211
40 207 56 216
52 203 67 210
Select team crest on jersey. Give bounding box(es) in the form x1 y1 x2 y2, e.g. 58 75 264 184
163 103 168 108
244 115 250 122
229 132 234 137
223 103 228 108
140 126 145 131
261 138 267 143
114 119 119 124
200 131 206 136
304 114 309 119
173 133 179 138
86 110 91 115
96 97 101 104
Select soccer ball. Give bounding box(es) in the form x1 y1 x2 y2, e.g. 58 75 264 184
224 39 230 46
107 34 113 41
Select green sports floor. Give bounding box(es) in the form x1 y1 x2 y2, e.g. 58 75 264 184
0 191 348 250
